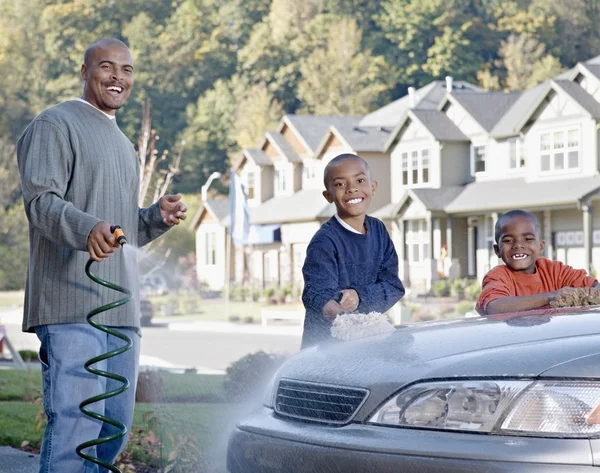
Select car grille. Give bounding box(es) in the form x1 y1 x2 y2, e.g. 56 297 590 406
275 379 369 425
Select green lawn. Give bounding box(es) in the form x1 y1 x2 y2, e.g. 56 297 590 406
0 290 24 308
0 369 241 472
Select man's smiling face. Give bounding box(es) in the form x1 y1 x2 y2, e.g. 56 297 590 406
81 42 134 115
323 157 377 219
494 215 545 274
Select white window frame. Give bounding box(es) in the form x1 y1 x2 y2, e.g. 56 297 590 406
275 167 288 194
205 232 217 265
406 220 430 264
508 138 526 171
539 127 580 174
470 144 487 175
399 147 430 187
246 171 255 200
302 163 317 181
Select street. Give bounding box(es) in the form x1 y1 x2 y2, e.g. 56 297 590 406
0 308 302 373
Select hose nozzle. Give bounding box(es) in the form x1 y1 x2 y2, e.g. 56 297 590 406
110 225 127 246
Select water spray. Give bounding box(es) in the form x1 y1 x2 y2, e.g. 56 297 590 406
76 225 133 473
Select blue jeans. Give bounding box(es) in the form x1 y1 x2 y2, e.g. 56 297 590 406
35 324 140 473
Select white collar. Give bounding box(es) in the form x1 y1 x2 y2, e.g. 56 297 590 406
74 98 116 120
335 213 363 234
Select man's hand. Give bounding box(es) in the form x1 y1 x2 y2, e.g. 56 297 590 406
87 222 118 262
339 289 359 312
160 193 187 227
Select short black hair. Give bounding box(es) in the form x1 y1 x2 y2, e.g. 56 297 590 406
84 38 130 65
323 153 371 188
494 210 541 244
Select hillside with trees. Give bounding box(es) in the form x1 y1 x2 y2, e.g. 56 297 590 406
0 0 599 289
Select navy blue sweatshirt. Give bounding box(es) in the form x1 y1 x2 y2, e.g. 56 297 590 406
301 215 405 348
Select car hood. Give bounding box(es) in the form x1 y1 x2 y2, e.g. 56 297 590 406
275 310 600 420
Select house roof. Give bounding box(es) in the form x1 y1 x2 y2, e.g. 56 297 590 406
234 148 272 171
444 176 600 214
263 131 302 163
328 122 393 153
491 83 548 138
553 79 600 119
281 115 360 154
372 187 464 219
359 80 483 128
190 198 229 229
445 91 522 132
390 110 469 146
250 189 335 225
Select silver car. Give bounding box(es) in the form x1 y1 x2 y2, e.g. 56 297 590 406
227 309 600 472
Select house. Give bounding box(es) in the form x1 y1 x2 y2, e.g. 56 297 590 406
195 54 600 293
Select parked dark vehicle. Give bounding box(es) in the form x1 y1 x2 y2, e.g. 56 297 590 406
228 308 600 473
140 297 154 327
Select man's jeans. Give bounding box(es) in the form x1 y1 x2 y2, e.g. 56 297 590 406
34 323 140 473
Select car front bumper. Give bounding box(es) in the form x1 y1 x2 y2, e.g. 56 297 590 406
227 407 598 473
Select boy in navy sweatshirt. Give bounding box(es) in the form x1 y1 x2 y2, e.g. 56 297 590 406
301 153 405 348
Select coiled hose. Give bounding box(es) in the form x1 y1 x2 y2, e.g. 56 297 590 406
76 226 133 473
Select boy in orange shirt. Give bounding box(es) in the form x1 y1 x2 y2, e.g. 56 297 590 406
476 209 600 315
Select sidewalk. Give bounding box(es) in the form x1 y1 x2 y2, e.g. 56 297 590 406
0 447 38 473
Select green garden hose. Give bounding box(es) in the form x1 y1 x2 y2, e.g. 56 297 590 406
76 226 133 473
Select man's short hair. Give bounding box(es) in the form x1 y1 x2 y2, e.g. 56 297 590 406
84 38 129 65
323 153 371 188
494 210 541 243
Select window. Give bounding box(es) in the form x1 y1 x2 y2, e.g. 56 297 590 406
246 172 255 199
400 148 429 186
540 127 579 172
406 220 430 263
205 232 216 265
509 139 525 170
303 164 316 180
275 168 287 193
472 145 486 174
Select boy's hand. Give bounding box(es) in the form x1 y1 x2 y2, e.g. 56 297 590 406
323 300 343 320
550 286 579 303
339 289 359 312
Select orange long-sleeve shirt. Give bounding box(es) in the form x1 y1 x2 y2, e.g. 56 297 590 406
476 258 597 315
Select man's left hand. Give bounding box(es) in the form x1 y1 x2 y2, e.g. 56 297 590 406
159 193 187 227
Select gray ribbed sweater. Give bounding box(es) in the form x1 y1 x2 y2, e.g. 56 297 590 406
17 100 169 333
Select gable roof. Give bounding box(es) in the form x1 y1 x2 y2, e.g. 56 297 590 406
442 91 522 133
359 80 483 128
262 131 302 163
387 109 468 148
250 189 335 225
372 187 464 219
234 148 272 171
493 80 600 138
445 176 600 214
190 198 229 230
280 115 360 155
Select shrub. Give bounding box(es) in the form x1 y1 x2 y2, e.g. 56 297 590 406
264 285 277 298
464 281 481 301
224 351 288 401
455 300 475 315
243 315 254 324
18 350 38 362
450 278 470 299
431 279 451 297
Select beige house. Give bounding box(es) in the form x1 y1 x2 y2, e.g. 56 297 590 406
195 55 600 293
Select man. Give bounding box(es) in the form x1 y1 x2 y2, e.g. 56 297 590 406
17 38 186 472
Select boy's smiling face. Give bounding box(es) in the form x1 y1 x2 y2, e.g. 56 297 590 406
323 157 377 219
494 215 545 274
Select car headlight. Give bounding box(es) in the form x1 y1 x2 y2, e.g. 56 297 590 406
368 380 600 438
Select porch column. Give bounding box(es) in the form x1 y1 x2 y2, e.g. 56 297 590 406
582 201 593 274
446 216 453 259
397 219 405 261
543 209 553 259
489 212 499 269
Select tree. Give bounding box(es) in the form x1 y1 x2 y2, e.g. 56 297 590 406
297 18 389 115
235 83 284 148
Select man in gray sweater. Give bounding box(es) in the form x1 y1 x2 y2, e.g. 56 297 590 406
17 38 187 472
